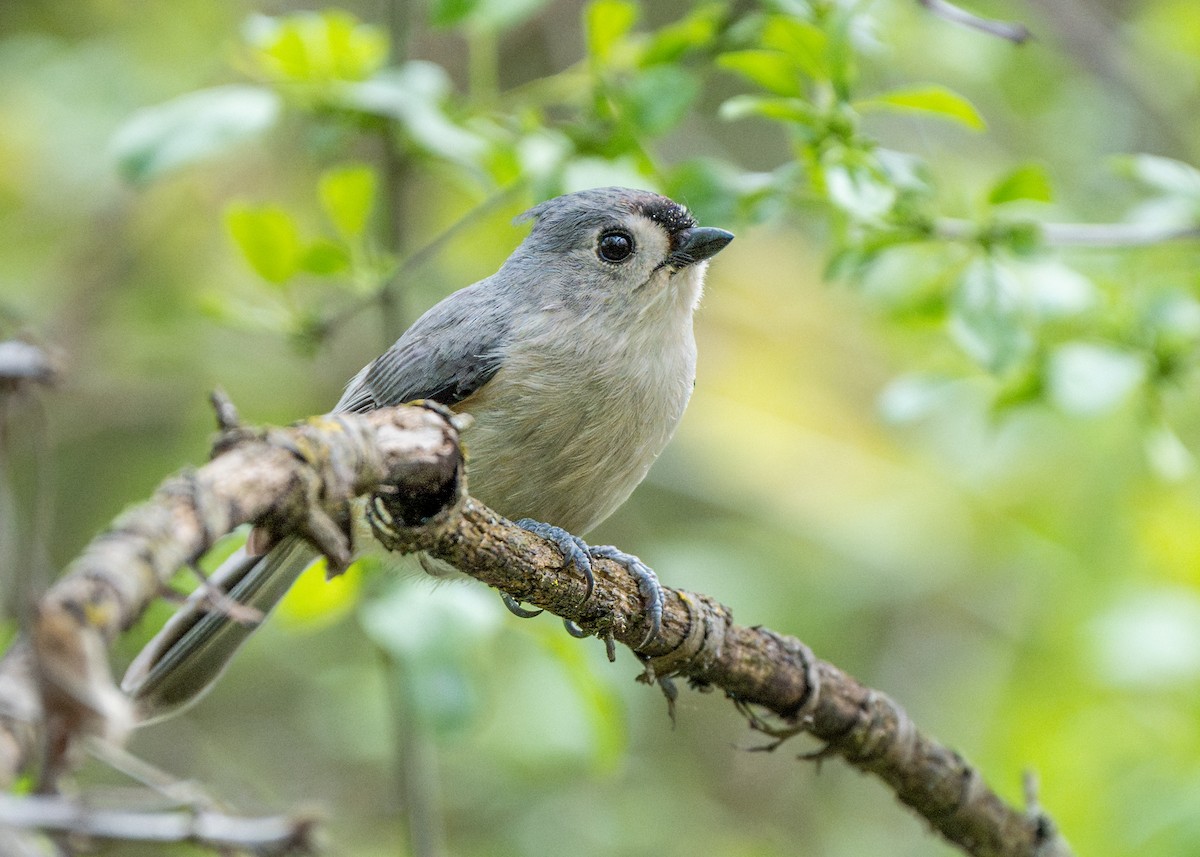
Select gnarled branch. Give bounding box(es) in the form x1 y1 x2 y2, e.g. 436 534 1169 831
0 398 1071 857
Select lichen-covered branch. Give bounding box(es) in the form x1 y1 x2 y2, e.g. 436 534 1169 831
0 397 461 791
0 398 1070 857
373 499 1072 857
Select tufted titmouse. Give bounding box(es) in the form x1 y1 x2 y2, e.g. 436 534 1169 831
122 187 733 719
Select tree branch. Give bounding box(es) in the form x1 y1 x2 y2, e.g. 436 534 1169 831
0 793 319 855
0 397 462 791
0 399 1072 857
371 498 1071 857
916 0 1033 45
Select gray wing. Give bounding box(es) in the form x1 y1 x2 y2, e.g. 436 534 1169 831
125 279 513 721
336 279 511 414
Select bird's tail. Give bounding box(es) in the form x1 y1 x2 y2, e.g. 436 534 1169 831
121 536 317 723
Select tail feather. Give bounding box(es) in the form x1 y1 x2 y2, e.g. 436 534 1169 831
121 537 317 722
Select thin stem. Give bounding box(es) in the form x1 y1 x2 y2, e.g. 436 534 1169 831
313 183 526 338
468 26 500 107
379 0 412 341
377 645 446 857
936 217 1200 247
916 0 1033 44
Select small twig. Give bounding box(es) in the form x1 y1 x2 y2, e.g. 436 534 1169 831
311 183 525 340
85 737 218 809
917 0 1033 44
209 388 242 432
185 561 264 626
0 342 57 391
0 793 319 854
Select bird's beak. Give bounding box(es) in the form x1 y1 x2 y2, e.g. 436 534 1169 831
668 227 735 268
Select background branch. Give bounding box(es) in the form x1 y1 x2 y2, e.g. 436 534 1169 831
916 0 1033 44
0 341 57 391
937 217 1200 247
0 793 319 855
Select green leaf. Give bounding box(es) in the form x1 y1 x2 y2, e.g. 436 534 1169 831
278 557 362 628
539 627 627 772
1047 342 1146 415
516 129 574 182
560 156 647 195
718 50 802 97
641 3 726 65
1144 423 1196 482
948 259 1032 373
1012 260 1095 318
245 10 388 84
878 373 958 424
319 164 376 239
463 0 553 31
586 0 638 65
619 65 699 135
197 291 291 333
299 239 351 275
360 580 503 734
1117 154 1200 199
428 0 481 27
671 159 790 226
718 94 817 125
858 85 986 130
226 203 302 285
110 85 281 184
760 15 827 80
822 157 896 223
338 64 487 170
989 164 1053 205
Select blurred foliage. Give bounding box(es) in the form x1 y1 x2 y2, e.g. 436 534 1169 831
4 0 1200 855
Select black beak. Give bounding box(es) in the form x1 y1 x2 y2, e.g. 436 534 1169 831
668 227 734 268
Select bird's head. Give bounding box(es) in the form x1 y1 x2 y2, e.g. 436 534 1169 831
512 187 734 311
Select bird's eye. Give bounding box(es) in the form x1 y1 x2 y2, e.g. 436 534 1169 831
597 230 634 263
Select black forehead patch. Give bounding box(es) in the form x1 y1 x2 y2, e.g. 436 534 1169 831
632 195 696 235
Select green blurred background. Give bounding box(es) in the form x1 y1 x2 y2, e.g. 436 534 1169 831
3 0 1200 855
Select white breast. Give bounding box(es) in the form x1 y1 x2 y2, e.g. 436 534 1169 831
458 266 703 534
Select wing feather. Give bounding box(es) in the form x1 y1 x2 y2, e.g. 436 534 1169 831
335 280 509 414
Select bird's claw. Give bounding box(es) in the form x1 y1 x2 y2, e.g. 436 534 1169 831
508 521 665 653
501 592 543 619
515 518 594 604
588 544 664 649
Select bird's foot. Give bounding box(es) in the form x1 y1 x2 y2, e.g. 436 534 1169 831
501 522 665 652
499 519 594 626
514 518 595 603
588 544 664 649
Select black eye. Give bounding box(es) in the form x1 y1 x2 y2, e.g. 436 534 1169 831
597 230 634 263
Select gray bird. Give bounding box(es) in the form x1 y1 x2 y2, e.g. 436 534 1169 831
122 186 734 720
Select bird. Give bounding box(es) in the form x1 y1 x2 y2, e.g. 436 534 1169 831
122 186 734 720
